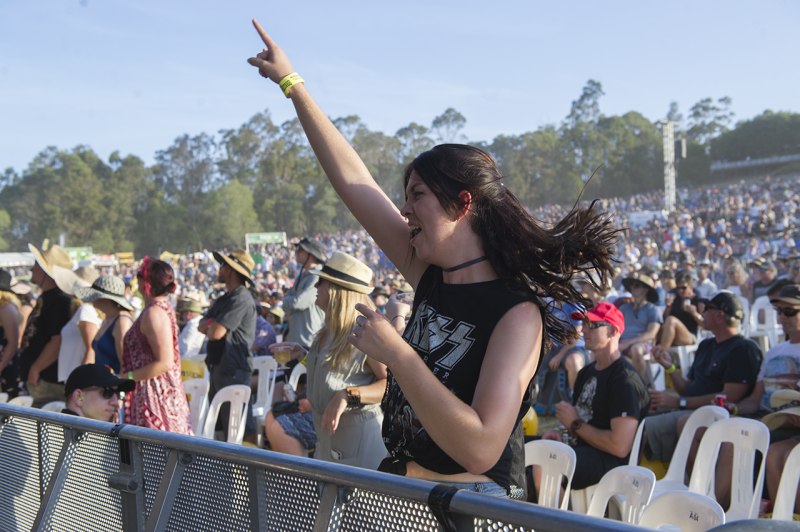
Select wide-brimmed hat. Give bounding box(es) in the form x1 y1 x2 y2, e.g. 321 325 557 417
310 251 373 294
50 265 90 296
182 289 210 308
266 305 284 324
74 275 134 311
0 269 13 293
178 299 204 314
295 237 325 262
621 274 659 303
28 243 72 280
74 266 100 286
371 285 390 298
10 278 30 295
213 249 255 285
770 284 800 306
761 390 800 430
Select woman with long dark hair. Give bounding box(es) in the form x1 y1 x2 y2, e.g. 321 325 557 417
122 257 192 434
247 22 617 495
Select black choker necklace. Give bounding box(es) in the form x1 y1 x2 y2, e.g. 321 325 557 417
442 256 488 273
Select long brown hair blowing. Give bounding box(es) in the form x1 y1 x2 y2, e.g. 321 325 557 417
404 144 619 350
312 282 376 372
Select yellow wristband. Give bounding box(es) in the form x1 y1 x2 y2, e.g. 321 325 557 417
733 405 738 416
665 364 676 375
279 72 304 98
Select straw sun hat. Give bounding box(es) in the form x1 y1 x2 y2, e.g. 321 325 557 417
311 251 373 294
621 274 660 304
75 275 134 311
212 249 255 285
28 243 72 279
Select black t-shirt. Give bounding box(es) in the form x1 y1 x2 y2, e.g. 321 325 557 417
667 290 701 336
19 288 72 383
204 285 257 374
573 356 650 437
685 335 762 397
382 266 540 491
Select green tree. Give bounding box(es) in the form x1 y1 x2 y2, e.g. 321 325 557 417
202 181 261 248
430 108 466 144
686 96 734 146
0 209 11 251
710 110 800 161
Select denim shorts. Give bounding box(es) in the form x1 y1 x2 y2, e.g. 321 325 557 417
445 481 507 498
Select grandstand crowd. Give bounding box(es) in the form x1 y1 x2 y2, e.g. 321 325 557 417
1 172 799 522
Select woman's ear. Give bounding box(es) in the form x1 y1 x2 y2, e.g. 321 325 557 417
458 191 472 220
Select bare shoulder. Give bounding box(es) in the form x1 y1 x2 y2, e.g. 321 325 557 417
496 300 543 331
140 304 170 333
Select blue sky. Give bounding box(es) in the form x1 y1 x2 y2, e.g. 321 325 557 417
1 0 797 173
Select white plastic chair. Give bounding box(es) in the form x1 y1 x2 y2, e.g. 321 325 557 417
675 343 700 378
201 385 251 444
748 296 775 352
688 417 769 522
653 405 729 495
182 378 210 436
8 396 33 408
41 401 66 412
738 296 751 338
252 356 278 448
0 392 7 403
639 491 725 532
288 363 306 391
770 442 800 521
586 465 656 524
628 417 648 466
524 440 576 510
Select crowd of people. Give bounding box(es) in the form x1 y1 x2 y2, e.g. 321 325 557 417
0 20 797 521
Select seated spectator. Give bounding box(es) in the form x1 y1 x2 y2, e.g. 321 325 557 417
695 262 718 299
63 363 135 422
537 302 650 493
761 391 800 516
177 298 205 357
748 258 778 304
659 271 702 352
618 274 663 379
723 261 748 297
645 291 762 464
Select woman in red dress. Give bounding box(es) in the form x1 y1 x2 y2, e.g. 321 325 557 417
122 257 192 435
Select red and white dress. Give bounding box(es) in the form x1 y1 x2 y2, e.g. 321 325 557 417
122 299 193 435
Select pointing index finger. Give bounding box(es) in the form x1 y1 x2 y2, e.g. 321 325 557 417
252 19 277 49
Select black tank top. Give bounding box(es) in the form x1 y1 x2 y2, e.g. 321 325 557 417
381 265 542 491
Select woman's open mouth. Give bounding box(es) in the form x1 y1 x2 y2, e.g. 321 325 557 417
409 225 421 242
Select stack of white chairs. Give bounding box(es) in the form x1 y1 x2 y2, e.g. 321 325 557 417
651 406 729 496
772 443 800 521
748 296 781 351
183 378 210 435
524 440 576 510
687 417 769 522
200 384 251 444
252 356 278 448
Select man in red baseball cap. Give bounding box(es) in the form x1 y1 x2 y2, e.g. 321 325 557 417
533 301 651 494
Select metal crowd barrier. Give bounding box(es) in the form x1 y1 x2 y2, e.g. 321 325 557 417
0 403 645 532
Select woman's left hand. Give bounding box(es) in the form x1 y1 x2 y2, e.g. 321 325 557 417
321 391 347 435
350 303 410 366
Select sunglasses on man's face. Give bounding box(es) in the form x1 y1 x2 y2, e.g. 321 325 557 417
774 306 800 318
585 321 611 330
85 387 121 400
675 286 689 291
631 282 646 289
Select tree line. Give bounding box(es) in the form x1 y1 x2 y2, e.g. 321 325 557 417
1 80 798 257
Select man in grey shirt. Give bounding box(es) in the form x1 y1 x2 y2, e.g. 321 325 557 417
284 237 325 349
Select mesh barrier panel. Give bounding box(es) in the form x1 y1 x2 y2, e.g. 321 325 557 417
262 470 320 532
46 433 123 532
335 489 440 532
142 442 168 520
38 422 65 497
166 454 252 532
0 416 41 532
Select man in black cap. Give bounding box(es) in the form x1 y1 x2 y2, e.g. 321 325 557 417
748 258 777 304
283 237 325 350
63 363 135 421
643 290 762 464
